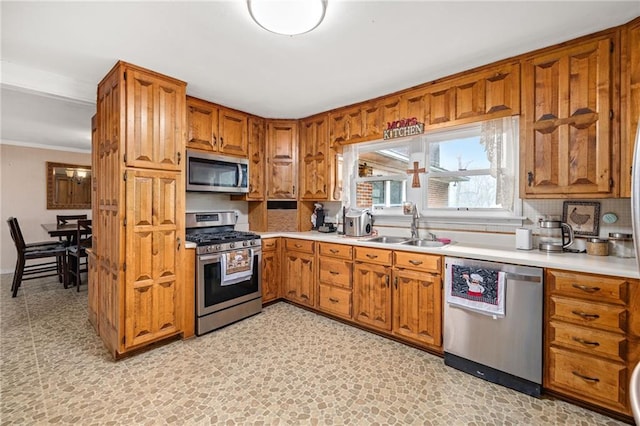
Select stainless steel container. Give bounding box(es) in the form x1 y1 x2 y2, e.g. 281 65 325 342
344 209 373 237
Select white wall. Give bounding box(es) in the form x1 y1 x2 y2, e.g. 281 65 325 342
1 144 91 273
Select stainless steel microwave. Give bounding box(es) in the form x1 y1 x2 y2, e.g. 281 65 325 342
186 150 249 193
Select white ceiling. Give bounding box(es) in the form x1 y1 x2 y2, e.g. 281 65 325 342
1 1 639 152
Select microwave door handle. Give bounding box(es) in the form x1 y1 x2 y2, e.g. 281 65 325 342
237 164 243 187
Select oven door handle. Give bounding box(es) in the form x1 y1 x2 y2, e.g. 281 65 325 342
199 254 222 262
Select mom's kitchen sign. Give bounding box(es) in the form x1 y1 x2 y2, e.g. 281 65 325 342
383 117 425 140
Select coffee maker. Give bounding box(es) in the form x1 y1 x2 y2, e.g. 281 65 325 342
313 203 325 230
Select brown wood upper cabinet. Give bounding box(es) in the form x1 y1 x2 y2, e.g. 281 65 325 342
267 119 298 199
300 114 329 200
126 68 185 171
362 96 401 140
186 96 248 157
247 116 266 200
329 105 364 146
520 34 616 198
621 18 640 197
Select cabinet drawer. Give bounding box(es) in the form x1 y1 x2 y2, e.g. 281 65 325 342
548 321 626 363
262 238 279 251
319 258 352 289
354 247 392 266
394 251 441 273
549 296 626 334
548 270 628 305
318 284 352 319
285 239 314 254
547 346 627 413
319 242 353 260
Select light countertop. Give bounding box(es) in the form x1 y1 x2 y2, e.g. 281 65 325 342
258 231 640 279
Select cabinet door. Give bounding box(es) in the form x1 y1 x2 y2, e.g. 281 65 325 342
521 37 613 197
126 69 185 171
400 89 429 127
267 120 298 199
353 262 392 331
392 269 442 347
346 107 364 142
262 248 280 303
621 19 640 197
329 111 349 146
247 117 265 200
300 116 329 199
125 169 184 349
186 97 219 152
283 251 315 307
219 108 248 157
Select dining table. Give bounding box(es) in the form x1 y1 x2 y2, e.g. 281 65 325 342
41 223 78 240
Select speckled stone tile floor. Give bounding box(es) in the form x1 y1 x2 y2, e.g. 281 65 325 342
0 273 628 425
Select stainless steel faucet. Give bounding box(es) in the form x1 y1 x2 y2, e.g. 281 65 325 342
410 204 419 239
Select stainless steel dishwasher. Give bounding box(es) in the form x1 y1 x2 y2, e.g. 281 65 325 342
443 256 543 397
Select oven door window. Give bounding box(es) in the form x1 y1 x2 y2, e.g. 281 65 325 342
202 256 259 308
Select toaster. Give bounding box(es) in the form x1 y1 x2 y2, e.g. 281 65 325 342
344 209 373 237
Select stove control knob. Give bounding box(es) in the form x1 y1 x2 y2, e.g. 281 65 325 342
230 243 235 249
250 240 256 246
242 241 248 247
215 244 221 251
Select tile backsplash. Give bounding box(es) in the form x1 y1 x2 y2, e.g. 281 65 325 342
523 198 632 238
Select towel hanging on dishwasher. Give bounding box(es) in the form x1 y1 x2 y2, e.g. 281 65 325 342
445 263 506 317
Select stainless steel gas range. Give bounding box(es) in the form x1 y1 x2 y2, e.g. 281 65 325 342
185 211 262 336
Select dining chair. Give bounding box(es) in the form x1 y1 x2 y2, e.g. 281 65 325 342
56 214 88 225
55 214 88 245
6 217 68 297
67 219 92 291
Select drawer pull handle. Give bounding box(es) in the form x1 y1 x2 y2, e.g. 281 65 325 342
329 249 339 254
572 284 601 293
572 371 600 382
409 259 423 266
295 244 302 248
329 271 340 275
366 254 378 259
572 336 600 347
571 310 600 320
329 297 339 303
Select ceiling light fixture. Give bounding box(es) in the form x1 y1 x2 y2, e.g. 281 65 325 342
247 0 327 36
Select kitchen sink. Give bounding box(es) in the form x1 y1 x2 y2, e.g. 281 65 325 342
400 239 448 248
363 236 411 244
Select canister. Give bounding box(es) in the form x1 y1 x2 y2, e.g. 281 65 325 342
608 233 635 258
586 238 609 256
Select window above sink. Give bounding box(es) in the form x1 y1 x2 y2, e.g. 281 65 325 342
344 117 523 226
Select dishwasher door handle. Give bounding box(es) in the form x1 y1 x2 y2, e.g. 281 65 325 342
504 273 542 283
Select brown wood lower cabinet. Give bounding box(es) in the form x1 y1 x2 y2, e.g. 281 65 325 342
392 268 442 349
317 243 353 319
545 269 639 417
353 259 392 332
261 238 280 303
282 239 315 307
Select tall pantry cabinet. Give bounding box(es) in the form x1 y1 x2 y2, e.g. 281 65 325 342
91 61 187 358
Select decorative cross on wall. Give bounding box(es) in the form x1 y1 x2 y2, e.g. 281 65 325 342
406 161 426 188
